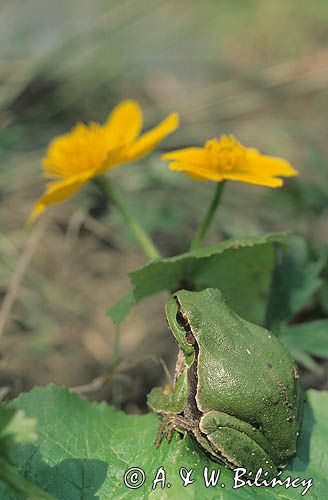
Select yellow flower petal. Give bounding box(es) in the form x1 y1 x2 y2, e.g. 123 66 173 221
28 173 91 225
162 147 208 163
162 148 215 180
222 170 283 187
127 113 179 162
95 145 128 174
169 161 224 182
245 149 298 177
43 122 110 179
105 100 142 148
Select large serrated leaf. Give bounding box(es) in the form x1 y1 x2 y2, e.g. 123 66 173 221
266 236 324 330
280 320 328 373
108 233 285 326
0 385 326 499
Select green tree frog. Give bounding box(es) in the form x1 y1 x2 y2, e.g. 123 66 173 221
148 288 302 475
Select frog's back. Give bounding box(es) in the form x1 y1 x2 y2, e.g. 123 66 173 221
190 293 300 464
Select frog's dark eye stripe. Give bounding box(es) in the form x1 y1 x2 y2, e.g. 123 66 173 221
176 310 188 328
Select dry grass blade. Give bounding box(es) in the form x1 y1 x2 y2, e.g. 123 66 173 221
0 387 10 400
71 355 164 395
0 217 49 340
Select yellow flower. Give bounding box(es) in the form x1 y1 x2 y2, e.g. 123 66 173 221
162 134 298 187
29 100 179 223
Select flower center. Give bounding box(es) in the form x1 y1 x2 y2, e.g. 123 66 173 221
205 135 246 172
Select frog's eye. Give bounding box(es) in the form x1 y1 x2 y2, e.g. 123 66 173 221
176 310 188 328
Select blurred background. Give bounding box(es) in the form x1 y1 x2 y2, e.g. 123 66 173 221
0 0 327 410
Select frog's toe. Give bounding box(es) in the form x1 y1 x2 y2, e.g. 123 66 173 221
154 414 195 448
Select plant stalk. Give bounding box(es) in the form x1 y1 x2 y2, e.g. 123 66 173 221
190 181 225 251
110 325 121 368
93 176 160 260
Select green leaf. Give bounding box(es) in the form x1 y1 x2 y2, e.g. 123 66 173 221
289 350 322 374
0 406 37 459
281 320 328 373
0 406 54 499
107 292 134 325
266 236 324 330
108 233 285 326
0 385 326 499
319 283 328 314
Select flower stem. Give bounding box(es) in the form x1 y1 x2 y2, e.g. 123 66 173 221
94 176 160 260
190 181 225 251
110 325 121 368
0 457 56 500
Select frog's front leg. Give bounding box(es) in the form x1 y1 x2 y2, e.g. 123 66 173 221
147 371 190 447
148 370 189 413
200 411 277 477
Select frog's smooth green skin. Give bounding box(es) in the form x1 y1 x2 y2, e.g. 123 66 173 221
148 288 303 476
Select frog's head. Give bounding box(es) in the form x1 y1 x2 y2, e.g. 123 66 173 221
166 288 226 366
